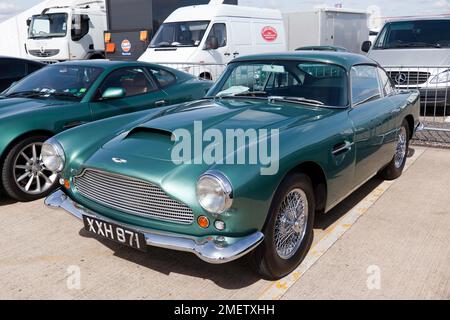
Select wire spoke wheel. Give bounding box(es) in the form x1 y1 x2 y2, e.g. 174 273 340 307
13 142 57 195
274 188 309 260
394 127 408 169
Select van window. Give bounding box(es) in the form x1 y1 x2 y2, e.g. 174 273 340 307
150 21 210 48
206 23 227 48
351 65 382 106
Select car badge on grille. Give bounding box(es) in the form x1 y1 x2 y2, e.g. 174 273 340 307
395 73 408 85
112 158 127 164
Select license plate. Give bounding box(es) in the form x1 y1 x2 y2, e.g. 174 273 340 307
83 216 147 252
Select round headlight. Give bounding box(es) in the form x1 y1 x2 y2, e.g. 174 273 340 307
41 139 65 173
196 171 233 214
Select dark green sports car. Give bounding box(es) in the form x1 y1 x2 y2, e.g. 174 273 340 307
45 52 422 279
0 60 212 201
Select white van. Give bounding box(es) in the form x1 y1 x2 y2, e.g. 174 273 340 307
138 3 286 80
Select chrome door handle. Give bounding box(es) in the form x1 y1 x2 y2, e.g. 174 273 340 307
224 52 231 56
332 141 354 156
155 100 166 107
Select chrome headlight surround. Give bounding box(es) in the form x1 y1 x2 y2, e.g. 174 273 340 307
430 69 450 84
41 138 66 173
196 171 233 215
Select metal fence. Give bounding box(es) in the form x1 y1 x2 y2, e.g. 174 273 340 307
156 62 227 81
384 66 450 146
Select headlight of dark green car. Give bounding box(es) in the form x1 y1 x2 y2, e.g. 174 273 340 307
196 171 233 215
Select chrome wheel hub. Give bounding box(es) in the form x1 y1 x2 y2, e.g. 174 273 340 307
394 127 408 169
274 188 309 260
13 142 58 195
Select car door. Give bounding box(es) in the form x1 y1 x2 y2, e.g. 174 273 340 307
89 67 169 121
204 22 233 64
348 64 396 186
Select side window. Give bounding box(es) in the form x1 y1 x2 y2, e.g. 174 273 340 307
0 61 27 79
351 65 382 106
206 23 227 48
71 14 89 41
378 68 394 96
98 68 157 99
148 68 177 88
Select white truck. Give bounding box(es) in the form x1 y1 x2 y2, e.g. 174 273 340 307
138 2 369 80
25 0 107 63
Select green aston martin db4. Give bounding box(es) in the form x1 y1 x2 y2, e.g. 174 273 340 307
45 52 422 279
0 60 212 201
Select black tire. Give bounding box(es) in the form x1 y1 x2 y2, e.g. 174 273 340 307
379 120 410 181
1 135 58 202
250 173 315 280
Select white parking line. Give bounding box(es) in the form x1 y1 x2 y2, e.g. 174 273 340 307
257 147 427 300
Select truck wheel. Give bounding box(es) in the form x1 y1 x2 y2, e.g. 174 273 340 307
379 120 410 181
250 173 315 280
1 135 59 202
199 73 212 80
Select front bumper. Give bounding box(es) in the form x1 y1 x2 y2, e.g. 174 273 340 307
419 88 450 107
45 189 264 264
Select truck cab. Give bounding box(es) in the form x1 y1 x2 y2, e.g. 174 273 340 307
25 1 106 63
138 3 286 80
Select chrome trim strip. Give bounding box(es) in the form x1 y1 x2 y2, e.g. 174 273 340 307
45 189 264 264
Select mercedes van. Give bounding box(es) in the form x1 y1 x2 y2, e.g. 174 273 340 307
363 17 450 114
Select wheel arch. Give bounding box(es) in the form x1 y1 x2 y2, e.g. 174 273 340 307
0 130 55 165
404 114 415 139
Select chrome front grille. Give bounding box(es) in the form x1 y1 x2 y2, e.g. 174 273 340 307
28 49 60 58
387 71 431 86
74 169 194 225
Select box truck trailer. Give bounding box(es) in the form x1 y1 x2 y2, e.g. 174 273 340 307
283 7 369 53
104 0 237 61
138 3 369 80
24 0 107 63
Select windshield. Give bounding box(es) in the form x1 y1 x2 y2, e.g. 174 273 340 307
150 21 210 48
209 61 348 107
374 20 450 49
29 13 68 38
3 65 103 101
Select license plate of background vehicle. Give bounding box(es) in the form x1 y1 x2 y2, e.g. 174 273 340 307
83 216 147 252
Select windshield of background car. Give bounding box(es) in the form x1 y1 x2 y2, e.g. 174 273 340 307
4 65 103 101
29 13 68 38
374 20 450 49
150 21 210 48
210 61 349 107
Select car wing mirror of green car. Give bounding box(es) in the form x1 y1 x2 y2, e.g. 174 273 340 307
101 87 126 100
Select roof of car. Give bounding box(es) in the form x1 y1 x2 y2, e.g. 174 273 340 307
232 52 378 70
0 56 45 65
55 59 143 68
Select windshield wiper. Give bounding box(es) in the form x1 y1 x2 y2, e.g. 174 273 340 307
268 96 325 106
47 92 80 99
5 91 43 98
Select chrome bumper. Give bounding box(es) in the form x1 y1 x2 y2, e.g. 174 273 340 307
45 190 264 264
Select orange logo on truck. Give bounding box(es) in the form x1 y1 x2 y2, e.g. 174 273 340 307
261 26 278 42
121 39 132 53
